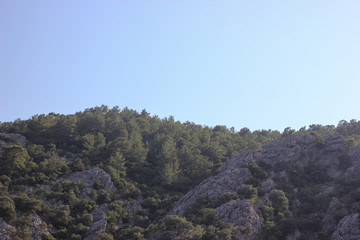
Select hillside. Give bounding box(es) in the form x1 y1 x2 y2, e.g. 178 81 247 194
0 106 360 239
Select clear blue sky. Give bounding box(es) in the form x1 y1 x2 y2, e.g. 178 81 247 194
1 1 359 131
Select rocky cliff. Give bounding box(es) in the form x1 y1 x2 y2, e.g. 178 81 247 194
171 134 360 239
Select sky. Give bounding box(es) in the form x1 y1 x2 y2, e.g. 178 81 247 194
1 1 360 131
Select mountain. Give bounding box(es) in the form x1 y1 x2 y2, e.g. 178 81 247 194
0 106 360 239
170 134 360 239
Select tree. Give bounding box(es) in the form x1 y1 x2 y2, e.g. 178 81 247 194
0 196 16 223
238 184 258 200
0 144 30 176
157 137 180 185
96 232 114 240
106 151 126 186
124 119 148 173
269 189 289 213
156 215 204 240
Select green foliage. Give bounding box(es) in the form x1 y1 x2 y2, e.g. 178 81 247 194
12 217 33 240
0 195 16 223
202 222 240 240
154 215 204 240
97 191 113 204
3 106 360 239
75 213 93 226
12 193 41 213
195 208 217 225
269 189 289 214
93 180 104 190
48 205 72 227
69 158 85 172
115 225 145 240
237 184 258 200
245 163 268 186
157 137 180 185
0 144 31 176
261 204 275 222
96 232 114 240
106 151 126 187
39 154 69 179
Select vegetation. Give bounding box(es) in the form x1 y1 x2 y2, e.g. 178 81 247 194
1 105 360 239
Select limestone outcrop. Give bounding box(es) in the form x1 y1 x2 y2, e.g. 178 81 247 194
171 134 360 239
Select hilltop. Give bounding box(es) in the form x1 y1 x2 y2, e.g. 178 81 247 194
0 106 360 239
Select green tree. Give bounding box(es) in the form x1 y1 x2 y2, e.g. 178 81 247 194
96 232 114 240
0 144 30 176
269 189 289 213
238 184 258 200
157 137 180 185
106 151 126 186
0 196 16 223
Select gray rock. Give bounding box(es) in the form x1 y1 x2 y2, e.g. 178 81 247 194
347 144 360 177
0 133 27 156
331 213 360 240
0 218 15 240
260 134 317 167
170 134 355 239
215 199 262 239
171 134 331 217
67 167 116 199
84 204 108 240
171 166 251 216
29 215 50 240
0 133 27 148
286 229 301 240
322 197 348 235
259 179 275 194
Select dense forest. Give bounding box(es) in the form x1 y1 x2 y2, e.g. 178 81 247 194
1 105 360 240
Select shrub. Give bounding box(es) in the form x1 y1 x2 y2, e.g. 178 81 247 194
0 196 16 223
269 189 289 213
238 184 258 200
96 232 114 240
196 208 217 225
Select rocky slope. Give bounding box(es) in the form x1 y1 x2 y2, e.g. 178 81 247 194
171 134 360 239
2 131 360 239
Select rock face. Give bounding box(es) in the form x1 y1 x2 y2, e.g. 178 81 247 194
67 166 116 199
0 218 15 240
215 200 262 239
40 167 116 238
322 197 348 235
0 133 27 156
84 204 108 240
29 215 50 240
171 134 360 239
331 213 360 240
171 165 251 216
347 144 360 177
172 134 348 217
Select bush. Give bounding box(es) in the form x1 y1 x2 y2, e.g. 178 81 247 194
75 213 93 226
96 232 114 240
12 193 41 213
0 196 16 223
196 208 217 225
97 191 113 204
238 184 258 200
269 189 289 213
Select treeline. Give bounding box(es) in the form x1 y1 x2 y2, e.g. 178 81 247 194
0 105 283 192
1 105 360 239
1 105 360 196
